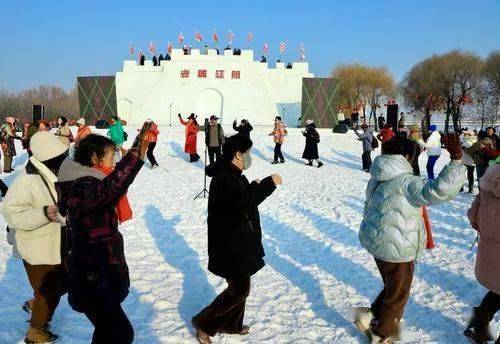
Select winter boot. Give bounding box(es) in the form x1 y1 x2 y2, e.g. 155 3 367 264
317 161 324 168
464 307 494 343
353 307 374 335
271 161 279 164
191 317 212 344
25 326 60 344
280 159 285 164
306 161 313 166
369 330 393 344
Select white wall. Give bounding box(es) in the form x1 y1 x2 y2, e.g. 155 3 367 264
115 49 313 126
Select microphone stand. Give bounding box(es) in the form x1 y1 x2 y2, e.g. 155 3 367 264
194 146 209 199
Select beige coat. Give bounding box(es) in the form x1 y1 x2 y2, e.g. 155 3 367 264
468 164 500 294
2 157 63 265
56 124 72 147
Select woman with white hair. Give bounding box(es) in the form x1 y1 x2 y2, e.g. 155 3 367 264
301 119 323 168
75 118 92 143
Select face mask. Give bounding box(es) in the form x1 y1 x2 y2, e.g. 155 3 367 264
242 151 252 170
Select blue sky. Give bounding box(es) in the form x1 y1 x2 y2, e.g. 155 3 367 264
0 0 499 92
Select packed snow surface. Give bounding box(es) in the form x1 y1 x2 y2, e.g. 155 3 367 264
0 126 494 343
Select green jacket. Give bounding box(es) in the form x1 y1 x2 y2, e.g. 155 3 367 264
359 155 466 263
107 121 125 145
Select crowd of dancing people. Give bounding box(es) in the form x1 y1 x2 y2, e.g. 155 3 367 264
0 112 499 344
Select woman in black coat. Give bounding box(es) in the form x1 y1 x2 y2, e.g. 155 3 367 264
232 119 253 138
192 134 281 344
302 120 323 168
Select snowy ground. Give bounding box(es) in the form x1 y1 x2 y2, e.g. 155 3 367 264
0 126 495 343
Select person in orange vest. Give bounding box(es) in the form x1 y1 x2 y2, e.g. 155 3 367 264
75 118 92 143
143 119 160 168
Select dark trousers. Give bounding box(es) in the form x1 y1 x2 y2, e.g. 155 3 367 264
474 291 500 327
189 153 200 162
208 146 222 166
426 155 439 179
23 261 65 329
371 258 414 338
193 277 251 336
411 161 420 176
466 165 475 191
146 141 158 166
84 303 134 344
362 151 372 171
477 164 488 181
0 179 8 197
274 143 284 162
3 155 12 172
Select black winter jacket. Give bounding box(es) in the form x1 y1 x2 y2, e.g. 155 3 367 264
205 162 276 278
232 122 253 138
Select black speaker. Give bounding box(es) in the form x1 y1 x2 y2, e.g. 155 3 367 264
387 104 398 132
32 105 44 122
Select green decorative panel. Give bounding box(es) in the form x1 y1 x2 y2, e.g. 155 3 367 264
301 78 340 128
77 76 117 123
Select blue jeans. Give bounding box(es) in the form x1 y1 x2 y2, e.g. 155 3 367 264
426 156 439 179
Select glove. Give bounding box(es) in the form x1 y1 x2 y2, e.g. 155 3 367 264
178 113 181 118
442 133 462 160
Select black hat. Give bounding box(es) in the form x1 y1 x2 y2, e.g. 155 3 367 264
210 115 219 120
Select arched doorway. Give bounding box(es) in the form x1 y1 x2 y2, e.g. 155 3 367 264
197 88 224 123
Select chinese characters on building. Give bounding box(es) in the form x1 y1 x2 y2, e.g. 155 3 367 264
180 69 240 79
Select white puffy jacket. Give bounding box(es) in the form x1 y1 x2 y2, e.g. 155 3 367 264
423 131 442 156
2 157 64 265
359 154 466 263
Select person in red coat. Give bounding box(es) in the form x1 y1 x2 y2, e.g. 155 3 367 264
377 125 396 144
179 113 200 162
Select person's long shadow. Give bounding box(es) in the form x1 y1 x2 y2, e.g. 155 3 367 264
263 240 360 340
265 146 304 164
251 147 270 163
331 149 362 163
167 141 204 169
144 205 216 330
261 214 466 341
327 150 361 171
0 256 33 341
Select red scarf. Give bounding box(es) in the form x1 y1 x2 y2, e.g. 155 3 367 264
94 165 133 223
421 206 435 249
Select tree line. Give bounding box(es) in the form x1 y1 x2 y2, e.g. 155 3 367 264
0 85 78 121
331 49 500 132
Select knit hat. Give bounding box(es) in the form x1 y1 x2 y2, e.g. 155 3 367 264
409 124 419 133
463 129 475 136
77 118 85 125
430 125 437 132
305 119 314 125
30 132 68 162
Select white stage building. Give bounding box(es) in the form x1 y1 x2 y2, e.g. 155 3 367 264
116 49 314 126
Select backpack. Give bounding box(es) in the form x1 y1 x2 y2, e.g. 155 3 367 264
123 132 128 141
314 131 320 144
371 136 379 149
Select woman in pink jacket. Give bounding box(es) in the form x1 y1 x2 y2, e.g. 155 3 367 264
466 162 500 343
269 116 285 164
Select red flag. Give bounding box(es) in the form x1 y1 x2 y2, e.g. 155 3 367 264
148 41 157 55
279 42 286 54
247 32 254 42
263 42 269 56
195 30 203 42
167 41 173 54
212 30 219 43
129 42 134 56
178 32 184 45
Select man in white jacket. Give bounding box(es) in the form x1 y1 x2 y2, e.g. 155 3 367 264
422 125 442 179
2 131 68 344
